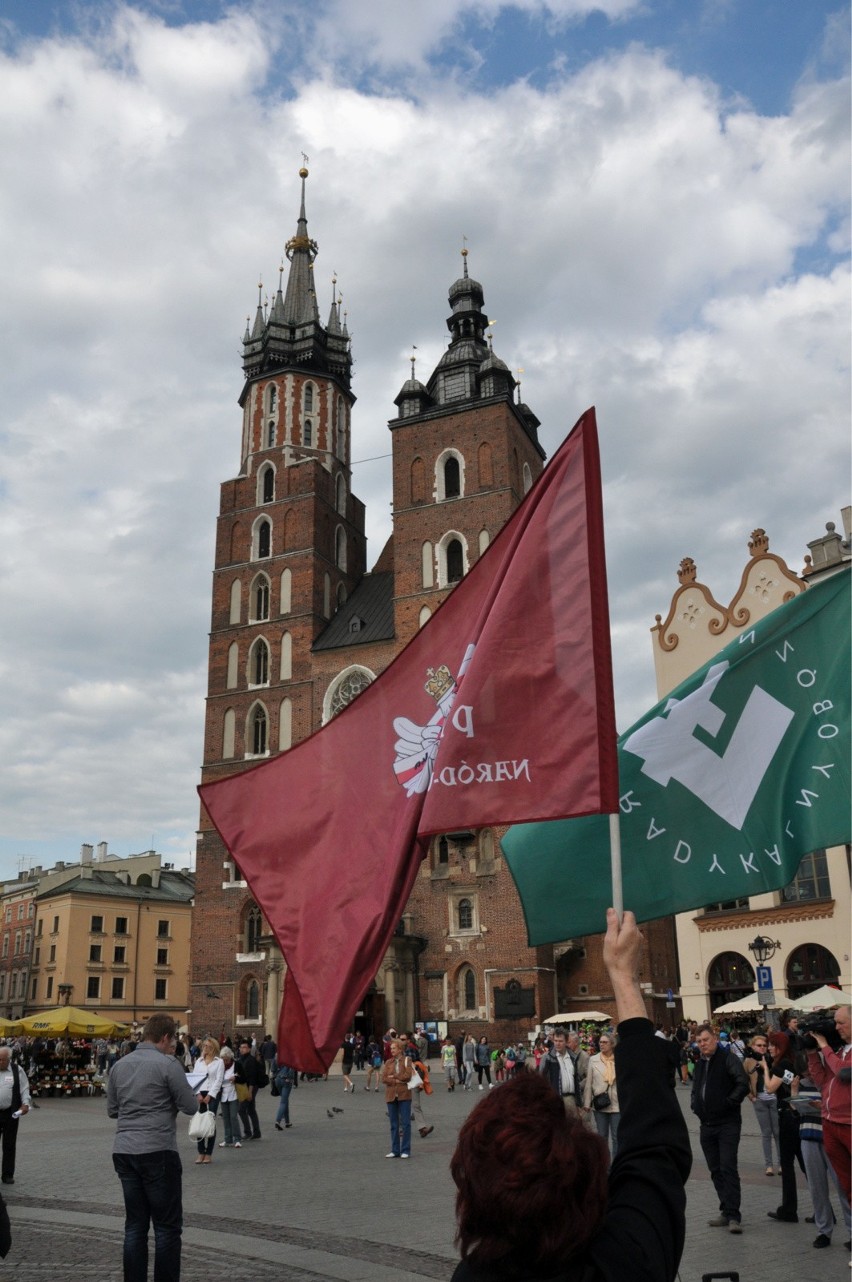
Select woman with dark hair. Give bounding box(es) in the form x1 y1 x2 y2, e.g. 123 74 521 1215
474 1037 492 1090
764 1030 802 1222
450 910 690 1282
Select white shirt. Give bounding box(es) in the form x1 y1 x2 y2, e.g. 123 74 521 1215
0 1063 31 1110
557 1051 575 1096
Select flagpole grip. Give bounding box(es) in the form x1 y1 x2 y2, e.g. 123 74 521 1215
609 812 623 922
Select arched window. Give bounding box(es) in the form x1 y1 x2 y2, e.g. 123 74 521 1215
478 441 494 488
229 522 242 563
278 698 292 751
421 540 434 588
259 466 274 504
246 979 260 1019
444 456 460 499
336 582 347 609
253 518 271 559
437 836 449 865
303 383 314 413
522 462 533 494
249 639 269 686
324 666 375 723
707 952 755 1010
267 384 277 414
229 580 241 625
251 575 270 622
280 631 292 680
479 528 490 555
245 904 262 953
411 457 426 504
446 538 464 583
226 642 238 689
303 419 313 447
786 944 840 998
335 526 346 571
458 898 473 931
222 708 235 758
336 400 346 459
249 705 267 756
266 420 275 448
280 568 291 614
336 473 346 515
459 966 476 1012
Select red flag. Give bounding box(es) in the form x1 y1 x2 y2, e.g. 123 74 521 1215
199 408 617 1071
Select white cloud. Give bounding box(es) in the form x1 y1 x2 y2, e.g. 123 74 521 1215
0 4 847 873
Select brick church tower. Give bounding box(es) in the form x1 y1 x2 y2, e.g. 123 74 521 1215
191 171 679 1045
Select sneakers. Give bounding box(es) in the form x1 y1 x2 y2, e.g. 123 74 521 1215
218 1141 233 1148
401 1153 410 1158
708 1216 729 1228
767 1210 798 1222
813 1235 832 1249
233 1142 242 1148
385 1152 398 1158
478 1084 484 1091
729 1221 742 1234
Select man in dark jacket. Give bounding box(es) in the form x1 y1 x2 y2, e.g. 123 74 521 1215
691 1023 749 1232
235 1040 261 1141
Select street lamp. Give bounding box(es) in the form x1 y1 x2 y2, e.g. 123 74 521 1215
747 936 781 965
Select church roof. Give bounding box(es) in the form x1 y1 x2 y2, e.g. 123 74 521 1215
312 571 395 651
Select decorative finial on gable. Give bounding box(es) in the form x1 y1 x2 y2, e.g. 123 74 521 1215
748 528 769 557
677 557 697 585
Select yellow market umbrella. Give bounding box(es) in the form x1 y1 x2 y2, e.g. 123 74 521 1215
0 1019 23 1038
18 1006 130 1038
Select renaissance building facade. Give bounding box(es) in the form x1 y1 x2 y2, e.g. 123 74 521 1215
190 170 679 1047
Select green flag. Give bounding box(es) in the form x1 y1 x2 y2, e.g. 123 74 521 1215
503 571 851 944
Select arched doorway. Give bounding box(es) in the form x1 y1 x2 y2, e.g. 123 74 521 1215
708 952 755 1011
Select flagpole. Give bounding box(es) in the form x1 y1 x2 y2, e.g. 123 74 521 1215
609 813 623 921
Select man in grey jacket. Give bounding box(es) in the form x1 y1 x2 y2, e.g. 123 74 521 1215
107 1014 198 1282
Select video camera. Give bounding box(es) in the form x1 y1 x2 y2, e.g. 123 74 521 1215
797 1010 843 1053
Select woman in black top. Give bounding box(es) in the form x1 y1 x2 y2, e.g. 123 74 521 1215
764 1031 801 1221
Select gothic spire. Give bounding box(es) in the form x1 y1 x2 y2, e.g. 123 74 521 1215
282 166 319 326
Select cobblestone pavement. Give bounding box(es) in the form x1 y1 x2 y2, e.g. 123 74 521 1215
2 1072 848 1279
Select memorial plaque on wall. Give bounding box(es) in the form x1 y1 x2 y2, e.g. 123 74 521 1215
494 978 535 1019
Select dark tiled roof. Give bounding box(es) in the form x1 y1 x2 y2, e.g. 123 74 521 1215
312 571 395 651
37 870 195 904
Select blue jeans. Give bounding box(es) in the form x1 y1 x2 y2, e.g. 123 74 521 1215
387 1099 411 1156
112 1150 183 1282
275 1083 292 1126
219 1099 239 1145
593 1109 620 1159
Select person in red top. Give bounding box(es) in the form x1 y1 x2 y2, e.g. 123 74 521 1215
807 1004 851 1204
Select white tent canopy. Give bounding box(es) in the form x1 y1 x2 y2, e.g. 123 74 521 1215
713 992 780 1015
542 1011 611 1024
789 986 851 1012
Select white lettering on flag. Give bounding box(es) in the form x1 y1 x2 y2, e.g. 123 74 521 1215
622 662 795 829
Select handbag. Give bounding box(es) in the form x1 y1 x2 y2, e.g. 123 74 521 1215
235 1083 251 1102
407 1065 424 1091
188 1110 216 1141
592 1090 611 1111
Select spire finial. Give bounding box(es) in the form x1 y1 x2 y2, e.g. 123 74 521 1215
461 234 469 279
516 366 524 392
410 345 418 378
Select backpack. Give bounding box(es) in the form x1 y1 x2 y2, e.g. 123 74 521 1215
255 1059 269 1089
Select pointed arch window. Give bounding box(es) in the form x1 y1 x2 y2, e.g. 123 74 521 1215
254 518 271 560
249 638 269 687
457 898 473 930
245 904 262 953
459 966 476 1012
222 708 235 758
229 580 241 625
304 384 314 413
226 643 239 689
249 705 267 756
444 456 460 499
266 420 275 448
303 419 313 447
336 473 347 515
261 467 274 504
337 400 346 459
251 575 270 622
446 538 464 583
246 978 260 1019
335 526 347 571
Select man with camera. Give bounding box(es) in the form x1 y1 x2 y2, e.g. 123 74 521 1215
805 1004 851 1207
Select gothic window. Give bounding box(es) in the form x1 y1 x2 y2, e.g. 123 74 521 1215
280 632 292 680
446 538 464 583
336 400 346 459
253 518 271 559
336 473 346 515
786 944 840 998
522 462 533 494
303 419 313 447
251 575 270 621
267 384 277 414
336 582 346 609
438 837 449 865
229 580 241 624
444 456 460 499
411 457 426 504
245 904 262 953
249 704 268 756
304 383 314 413
280 568 291 614
278 698 292 751
422 541 434 588
229 522 242 563
479 529 490 555
246 979 260 1019
457 898 473 930
782 849 831 903
259 465 274 504
266 420 275 448
248 638 269 686
324 666 375 722
707 952 755 1010
459 966 476 1012
335 526 346 571
222 708 235 758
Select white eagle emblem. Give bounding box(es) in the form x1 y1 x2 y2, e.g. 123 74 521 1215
392 644 475 796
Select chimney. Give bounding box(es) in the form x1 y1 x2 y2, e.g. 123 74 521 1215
151 869 161 888
80 844 93 865
95 842 108 862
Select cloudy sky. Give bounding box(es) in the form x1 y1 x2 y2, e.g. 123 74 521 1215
0 0 848 880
